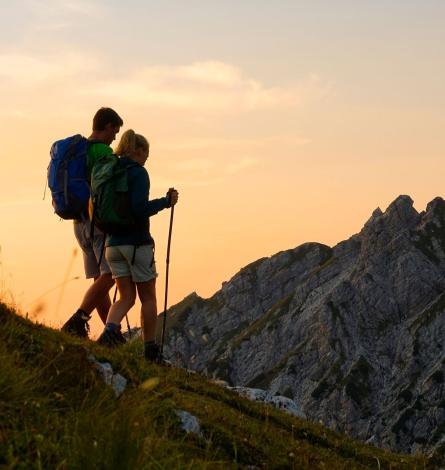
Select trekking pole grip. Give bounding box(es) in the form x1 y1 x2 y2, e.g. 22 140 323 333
167 187 175 208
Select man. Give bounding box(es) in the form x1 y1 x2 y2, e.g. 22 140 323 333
61 107 123 337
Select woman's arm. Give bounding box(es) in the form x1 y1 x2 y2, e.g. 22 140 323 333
130 168 169 218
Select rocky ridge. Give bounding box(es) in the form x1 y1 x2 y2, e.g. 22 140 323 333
161 195 445 454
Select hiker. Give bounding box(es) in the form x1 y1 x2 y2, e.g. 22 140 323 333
96 129 178 361
61 107 124 337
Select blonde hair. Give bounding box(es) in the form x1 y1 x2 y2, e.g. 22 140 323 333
114 129 149 157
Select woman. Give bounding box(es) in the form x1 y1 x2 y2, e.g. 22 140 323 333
97 129 178 361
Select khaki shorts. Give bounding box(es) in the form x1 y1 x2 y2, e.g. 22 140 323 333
105 245 157 283
74 220 111 279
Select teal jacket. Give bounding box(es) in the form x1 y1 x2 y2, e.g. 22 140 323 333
106 157 169 247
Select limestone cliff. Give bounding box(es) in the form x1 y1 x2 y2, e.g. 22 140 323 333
161 195 445 454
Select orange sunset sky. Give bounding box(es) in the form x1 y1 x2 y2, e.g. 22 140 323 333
1 1 444 336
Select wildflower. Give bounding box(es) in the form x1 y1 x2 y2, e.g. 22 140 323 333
140 377 160 391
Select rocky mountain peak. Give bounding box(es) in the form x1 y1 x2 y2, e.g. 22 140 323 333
363 207 383 229
360 196 420 250
385 194 418 223
426 196 445 214
162 195 445 455
387 193 415 210
423 197 445 228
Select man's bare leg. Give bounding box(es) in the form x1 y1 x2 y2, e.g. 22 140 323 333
93 277 114 324
78 273 114 318
61 273 114 336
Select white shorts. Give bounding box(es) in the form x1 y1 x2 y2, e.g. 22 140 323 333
105 245 157 283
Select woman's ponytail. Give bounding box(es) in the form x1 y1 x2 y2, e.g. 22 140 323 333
115 129 149 157
115 129 137 156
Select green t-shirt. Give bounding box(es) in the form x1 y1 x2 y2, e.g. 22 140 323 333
86 142 113 181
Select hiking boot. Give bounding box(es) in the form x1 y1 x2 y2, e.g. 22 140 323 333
144 341 162 362
97 327 126 348
61 310 91 338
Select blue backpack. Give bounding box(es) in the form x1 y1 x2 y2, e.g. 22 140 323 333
48 135 90 219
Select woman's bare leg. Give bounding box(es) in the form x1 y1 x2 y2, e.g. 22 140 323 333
106 276 136 325
137 279 157 342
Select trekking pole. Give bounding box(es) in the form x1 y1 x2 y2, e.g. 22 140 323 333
160 193 175 356
125 314 132 338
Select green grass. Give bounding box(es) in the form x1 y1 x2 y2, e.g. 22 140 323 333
0 302 440 469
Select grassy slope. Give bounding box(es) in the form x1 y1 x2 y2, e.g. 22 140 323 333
0 303 440 469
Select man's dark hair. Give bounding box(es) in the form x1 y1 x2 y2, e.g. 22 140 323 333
92 107 123 131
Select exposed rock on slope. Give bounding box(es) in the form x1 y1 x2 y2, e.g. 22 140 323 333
161 195 445 454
